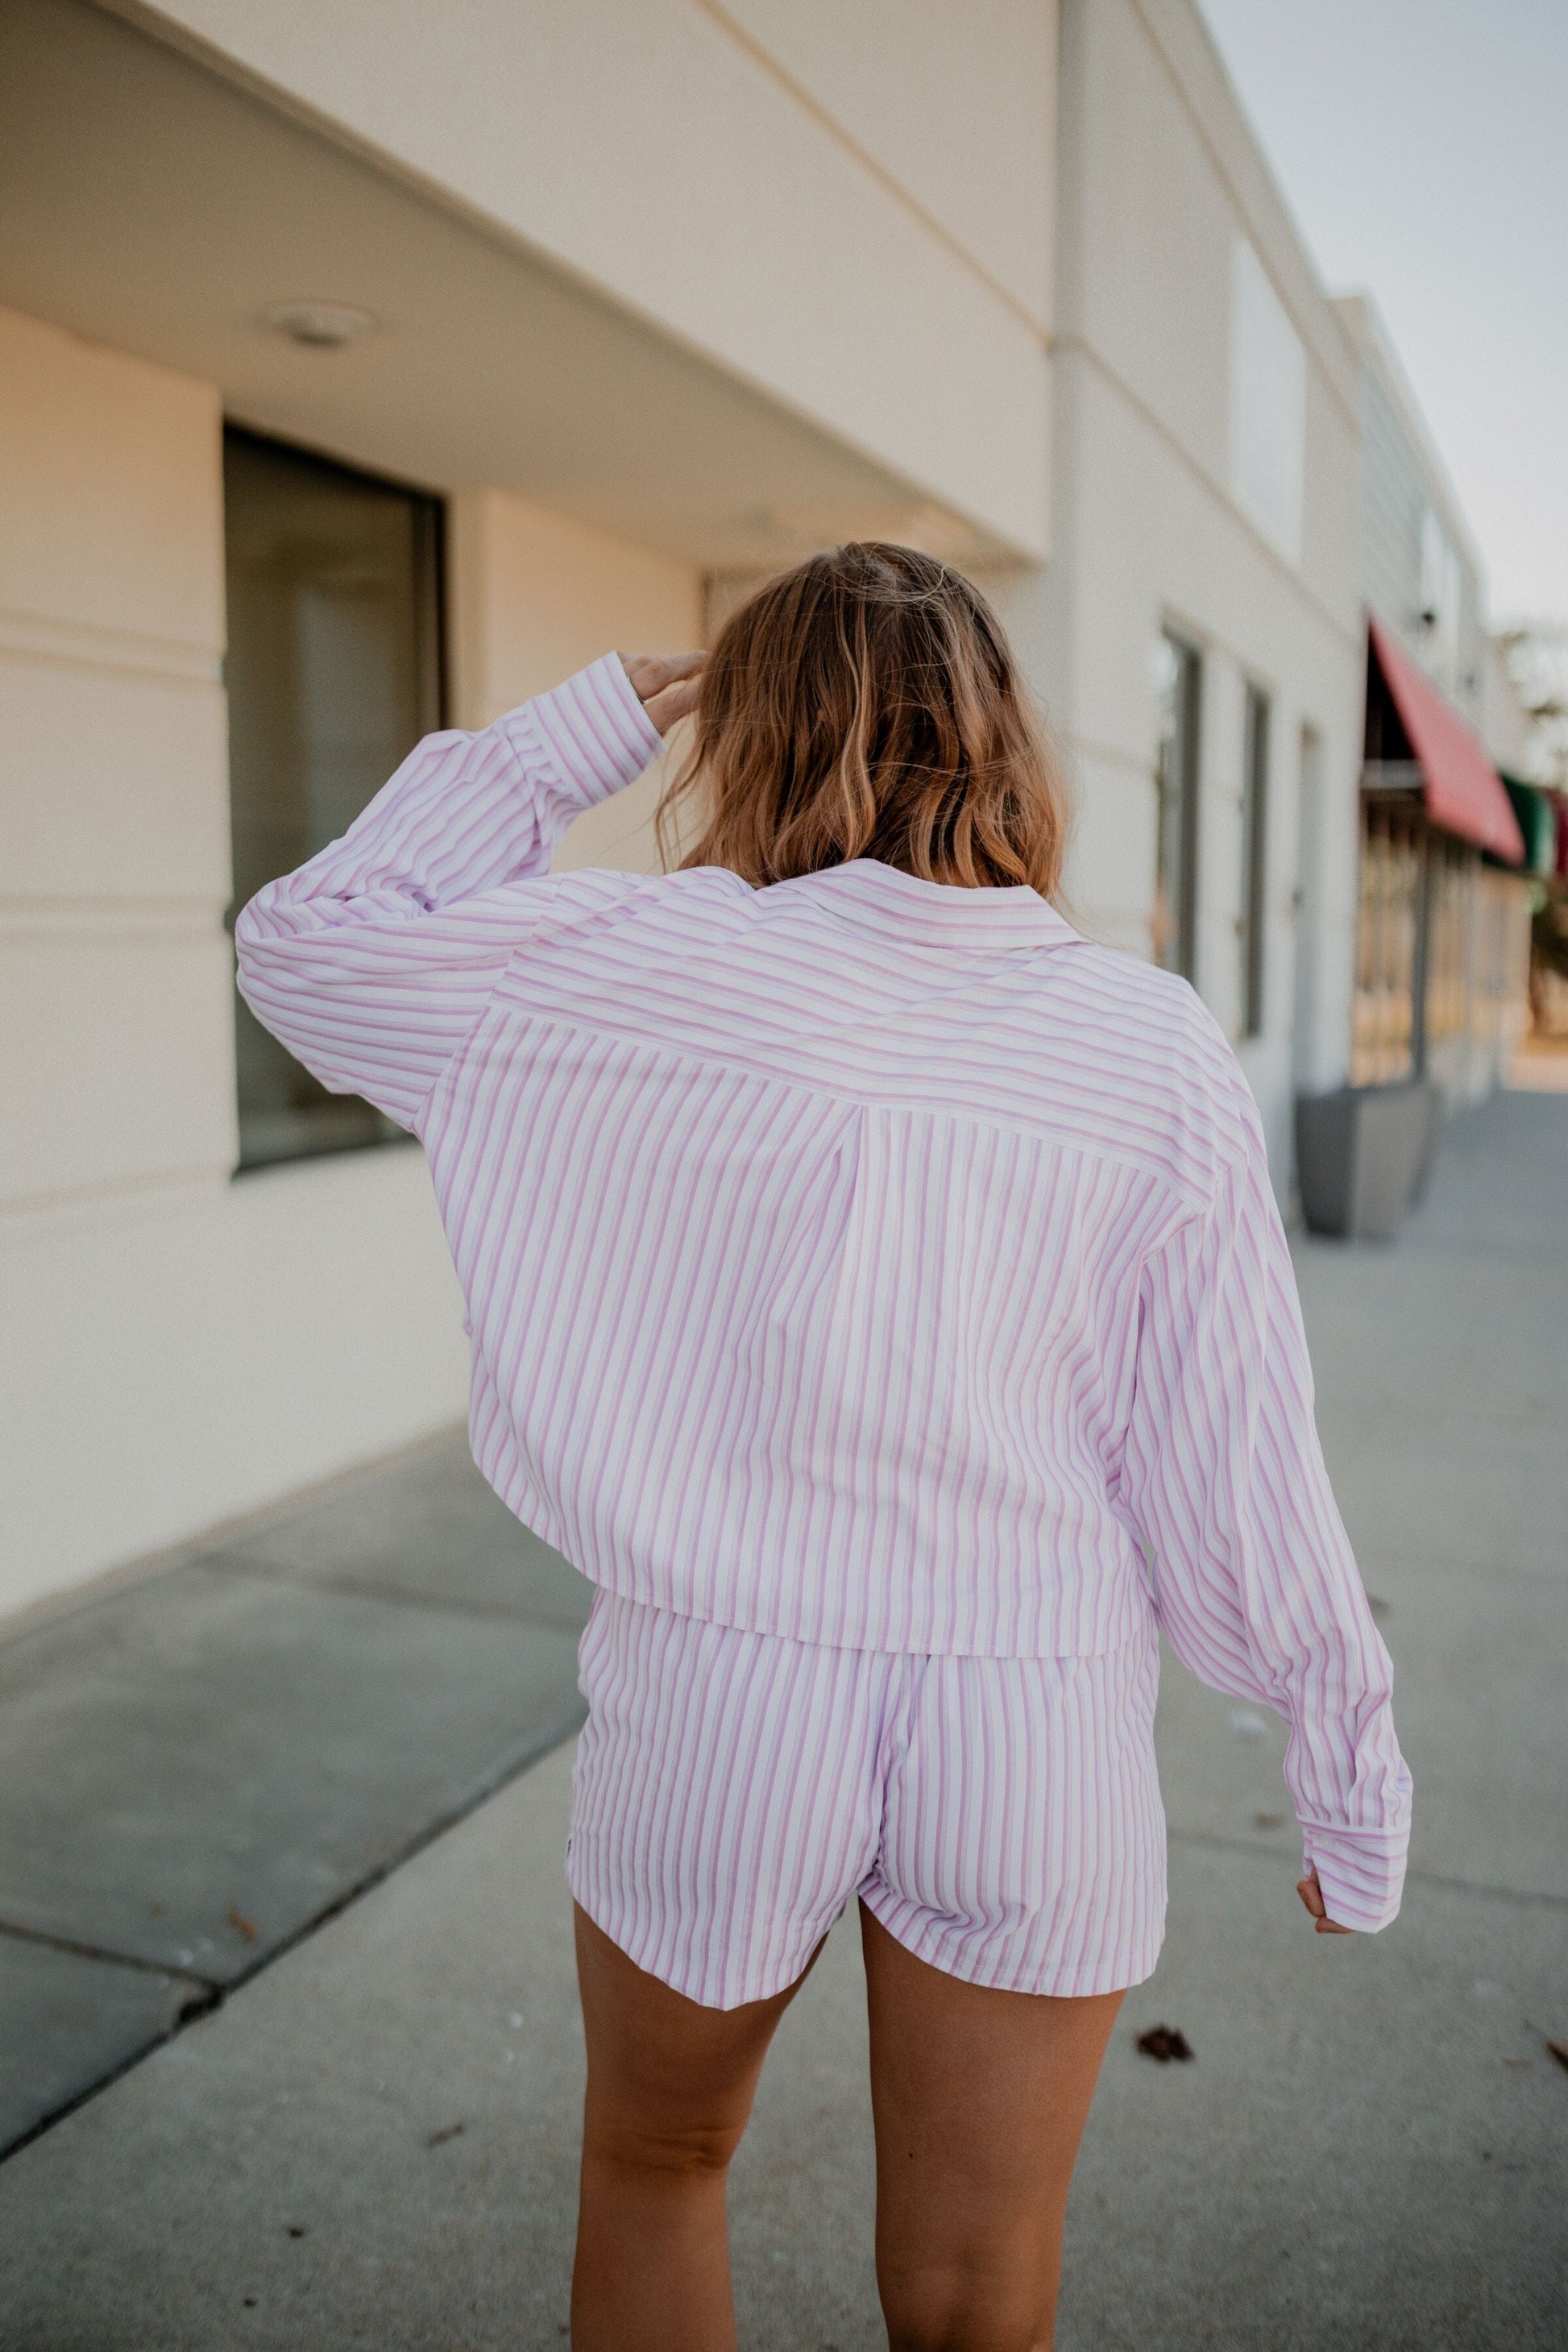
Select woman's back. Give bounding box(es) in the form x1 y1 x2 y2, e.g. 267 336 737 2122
237 576 1407 1946
425 848 1254 1655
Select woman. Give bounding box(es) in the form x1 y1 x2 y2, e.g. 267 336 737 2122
237 544 1410 2351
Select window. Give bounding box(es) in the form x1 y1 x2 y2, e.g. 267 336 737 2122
1238 683 1270 1038
1349 799 1424 1086
1422 832 1481 1097
1153 632 1202 980
223 428 444 1169
1229 239 1305 564
1291 724 1323 1088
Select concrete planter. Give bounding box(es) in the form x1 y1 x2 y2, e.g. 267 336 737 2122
1294 1081 1441 1242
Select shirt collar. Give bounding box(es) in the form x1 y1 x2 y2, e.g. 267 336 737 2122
768 858 1082 951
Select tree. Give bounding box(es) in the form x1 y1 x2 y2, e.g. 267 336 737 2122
1495 623 1568 791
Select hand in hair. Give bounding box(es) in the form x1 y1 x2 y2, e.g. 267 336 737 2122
620 651 707 737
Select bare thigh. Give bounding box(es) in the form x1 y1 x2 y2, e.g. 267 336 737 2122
571 1903 823 2351
861 1901 1123 2352
574 1899 816 2156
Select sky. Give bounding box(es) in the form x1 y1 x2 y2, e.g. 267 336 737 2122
1197 0 1568 627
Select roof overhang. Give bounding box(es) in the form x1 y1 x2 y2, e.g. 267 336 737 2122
0 0 1009 575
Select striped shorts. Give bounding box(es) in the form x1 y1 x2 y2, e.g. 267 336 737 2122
566 1591 1167 2010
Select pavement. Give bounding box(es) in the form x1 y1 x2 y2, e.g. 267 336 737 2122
0 1430 595 2157
0 1089 1564 2349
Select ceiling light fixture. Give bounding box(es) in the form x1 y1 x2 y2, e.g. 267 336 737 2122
262 300 379 350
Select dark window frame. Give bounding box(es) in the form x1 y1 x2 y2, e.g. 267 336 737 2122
222 424 446 1175
1155 628 1203 982
1240 680 1271 1038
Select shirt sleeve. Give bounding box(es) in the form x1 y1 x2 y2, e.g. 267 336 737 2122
1120 1100 1412 1932
234 653 666 1131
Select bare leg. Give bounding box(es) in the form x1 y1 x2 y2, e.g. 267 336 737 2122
570 1902 819 2351
861 1902 1123 2352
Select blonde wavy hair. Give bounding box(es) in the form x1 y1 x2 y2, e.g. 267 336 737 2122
656 542 1068 898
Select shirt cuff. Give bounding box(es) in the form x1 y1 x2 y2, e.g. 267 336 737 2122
1300 1821 1409 1934
505 653 667 814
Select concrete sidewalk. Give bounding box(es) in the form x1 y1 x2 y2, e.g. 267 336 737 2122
0 1429 595 2156
2 1092 1565 2347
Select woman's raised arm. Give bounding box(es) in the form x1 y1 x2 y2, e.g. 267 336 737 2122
234 653 670 1134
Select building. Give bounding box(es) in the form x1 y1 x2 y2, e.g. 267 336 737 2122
676 0 1372 1180
1334 296 1534 1109
1 0 1056 1617
1035 0 1367 1179
0 0 1505 1621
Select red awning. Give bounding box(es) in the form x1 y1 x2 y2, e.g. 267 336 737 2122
1367 616 1524 862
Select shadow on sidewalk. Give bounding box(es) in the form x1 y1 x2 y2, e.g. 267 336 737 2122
0 1433 591 2156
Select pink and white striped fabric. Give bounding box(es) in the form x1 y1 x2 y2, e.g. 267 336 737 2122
571 1589 1167 2004
236 653 1411 1935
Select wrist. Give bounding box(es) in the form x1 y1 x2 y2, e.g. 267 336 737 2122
525 654 666 807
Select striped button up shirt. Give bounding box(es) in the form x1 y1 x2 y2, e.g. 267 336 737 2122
237 653 1411 1930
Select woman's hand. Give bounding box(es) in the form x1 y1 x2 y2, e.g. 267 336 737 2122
621 652 707 737
1296 1868 1353 1935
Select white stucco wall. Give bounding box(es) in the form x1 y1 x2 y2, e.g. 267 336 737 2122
1047 0 1366 1171
1480 637 1533 776
124 0 1056 559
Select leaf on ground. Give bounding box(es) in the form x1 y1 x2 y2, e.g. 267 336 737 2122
1136 2024 1194 2063
1547 2039 1568 2073
427 2121 467 2147
226 1907 259 1943
1253 1812 1287 1830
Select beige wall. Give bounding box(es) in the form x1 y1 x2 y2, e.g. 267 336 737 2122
0 309 713 1616
0 304 473 1612
126 0 1055 559
4 1149 474 1615
717 0 1056 327
0 305 233 1218
450 488 703 877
